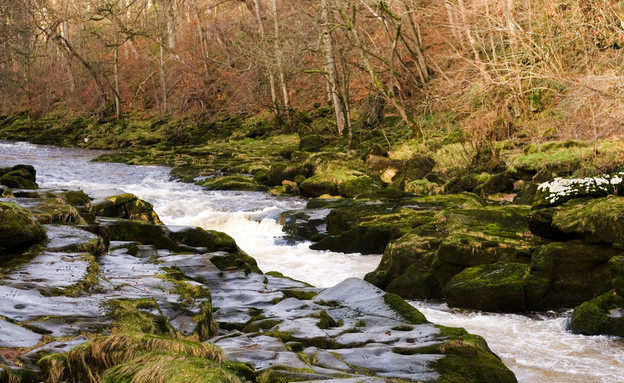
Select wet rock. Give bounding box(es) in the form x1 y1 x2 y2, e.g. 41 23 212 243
0 164 38 189
570 291 624 338
443 263 531 312
200 175 268 192
525 240 618 310
90 193 162 224
5 251 90 289
0 319 42 348
45 224 106 255
0 202 46 255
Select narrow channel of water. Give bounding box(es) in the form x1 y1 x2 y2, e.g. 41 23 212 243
2 140 623 382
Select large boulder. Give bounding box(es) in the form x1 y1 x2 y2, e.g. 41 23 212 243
529 197 624 245
443 263 531 312
570 291 624 338
525 240 619 310
0 202 47 255
0 164 38 189
532 173 624 209
200 175 267 192
90 193 162 224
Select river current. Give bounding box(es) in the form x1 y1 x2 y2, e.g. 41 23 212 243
1 140 623 382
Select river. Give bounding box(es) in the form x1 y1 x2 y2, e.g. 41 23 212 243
1 140 623 382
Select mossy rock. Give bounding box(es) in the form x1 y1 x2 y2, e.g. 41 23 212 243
199 175 267 192
525 240 620 310
405 179 445 196
550 196 624 246
169 226 239 253
299 170 360 198
310 203 437 255
533 173 624 209
91 193 162 224
39 332 232 383
570 291 624 338
431 327 518 383
402 155 436 181
365 232 442 293
0 164 38 189
86 219 180 252
32 198 88 225
267 162 313 186
443 263 531 312
298 134 330 152
0 202 47 255
473 173 515 196
0 367 41 383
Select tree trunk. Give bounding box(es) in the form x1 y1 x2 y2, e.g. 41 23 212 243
252 0 279 115
322 0 346 136
113 29 122 121
272 0 291 125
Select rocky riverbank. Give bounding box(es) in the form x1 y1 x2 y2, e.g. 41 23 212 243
1 113 624 341
0 165 517 383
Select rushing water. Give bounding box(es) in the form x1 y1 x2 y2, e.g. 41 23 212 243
1 140 624 382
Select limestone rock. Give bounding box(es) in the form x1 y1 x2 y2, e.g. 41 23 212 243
533 173 624 209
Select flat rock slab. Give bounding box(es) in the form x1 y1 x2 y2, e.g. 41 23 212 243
6 252 89 288
44 224 100 252
0 318 42 348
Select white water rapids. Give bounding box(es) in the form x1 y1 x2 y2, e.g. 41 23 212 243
1 140 624 382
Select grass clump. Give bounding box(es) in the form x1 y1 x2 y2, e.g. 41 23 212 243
40 333 228 383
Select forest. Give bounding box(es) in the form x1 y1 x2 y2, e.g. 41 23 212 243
2 0 624 144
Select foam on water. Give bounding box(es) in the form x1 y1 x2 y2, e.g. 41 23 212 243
411 301 624 383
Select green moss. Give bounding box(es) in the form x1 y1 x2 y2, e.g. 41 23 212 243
0 365 41 383
316 310 342 329
40 333 229 383
443 263 530 312
60 256 103 297
570 291 624 337
383 293 428 324
551 197 624 246
0 202 47 255
199 175 267 192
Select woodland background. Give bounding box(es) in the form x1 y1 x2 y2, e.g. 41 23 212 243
2 0 624 143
